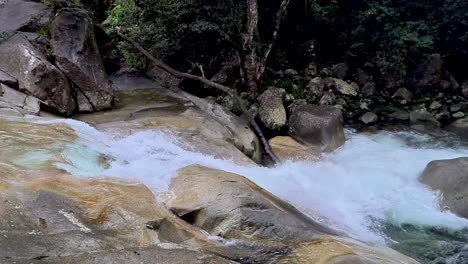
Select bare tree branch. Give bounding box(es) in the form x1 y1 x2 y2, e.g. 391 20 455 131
196 63 205 78
115 28 280 164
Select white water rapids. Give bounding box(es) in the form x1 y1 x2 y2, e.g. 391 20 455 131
40 118 468 244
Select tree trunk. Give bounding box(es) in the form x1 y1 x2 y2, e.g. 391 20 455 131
240 0 291 95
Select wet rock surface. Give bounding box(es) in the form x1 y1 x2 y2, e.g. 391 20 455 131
0 113 419 264
420 157 468 218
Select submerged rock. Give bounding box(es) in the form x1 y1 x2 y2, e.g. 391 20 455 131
289 104 345 152
420 157 468 218
50 8 113 112
268 136 321 162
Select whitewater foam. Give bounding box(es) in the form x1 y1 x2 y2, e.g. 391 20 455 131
40 118 468 244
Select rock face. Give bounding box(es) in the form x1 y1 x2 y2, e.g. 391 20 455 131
257 87 287 129
0 0 49 41
412 54 443 91
50 8 113 112
167 165 331 241
447 118 468 140
420 158 468 218
0 68 18 88
0 84 40 115
0 34 75 115
268 136 321 162
289 105 345 152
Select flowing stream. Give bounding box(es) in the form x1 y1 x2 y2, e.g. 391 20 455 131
34 118 468 263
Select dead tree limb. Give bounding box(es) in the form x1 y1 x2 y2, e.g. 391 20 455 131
115 28 280 164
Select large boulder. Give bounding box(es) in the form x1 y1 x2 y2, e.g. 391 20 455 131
331 63 349 79
50 8 113 112
409 109 446 136
257 87 287 129
167 165 332 241
304 77 324 102
411 54 444 92
420 158 468 218
392 88 413 104
333 78 358 96
447 118 468 141
0 34 75 115
360 112 378 125
0 0 50 42
289 105 345 152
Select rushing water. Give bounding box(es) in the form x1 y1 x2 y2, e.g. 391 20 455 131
37 118 468 263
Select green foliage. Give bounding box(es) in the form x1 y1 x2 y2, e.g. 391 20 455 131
271 79 305 99
106 0 243 72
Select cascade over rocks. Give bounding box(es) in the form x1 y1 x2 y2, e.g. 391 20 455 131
420 158 468 219
0 34 75 115
289 105 345 152
257 87 287 130
50 8 113 112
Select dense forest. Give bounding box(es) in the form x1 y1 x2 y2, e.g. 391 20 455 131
98 0 468 132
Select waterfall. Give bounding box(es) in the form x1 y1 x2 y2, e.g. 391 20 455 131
40 118 468 245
